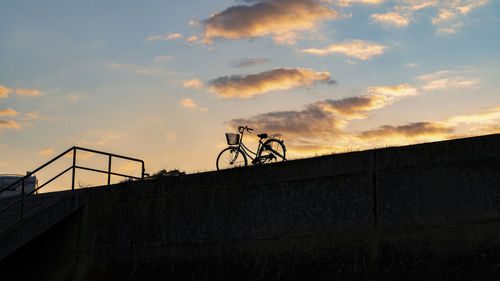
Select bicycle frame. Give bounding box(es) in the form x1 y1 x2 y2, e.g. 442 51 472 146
230 130 273 163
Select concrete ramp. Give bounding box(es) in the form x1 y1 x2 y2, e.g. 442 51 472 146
0 191 83 260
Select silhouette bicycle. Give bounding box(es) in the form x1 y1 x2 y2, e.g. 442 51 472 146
216 126 286 170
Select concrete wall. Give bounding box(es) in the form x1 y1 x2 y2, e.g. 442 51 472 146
3 134 500 280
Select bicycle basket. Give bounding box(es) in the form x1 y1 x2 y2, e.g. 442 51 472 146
225 133 240 145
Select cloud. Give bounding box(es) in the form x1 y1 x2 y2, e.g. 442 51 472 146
335 0 385 6
417 70 450 80
38 148 54 155
0 108 19 117
231 58 270 68
371 11 409 26
186 36 198 43
14 88 42 96
371 0 489 33
0 119 22 131
445 106 500 126
0 85 11 98
316 95 391 119
367 84 418 97
358 121 452 140
180 98 207 112
417 70 479 90
183 79 203 89
0 161 7 167
422 78 478 90
302 40 387 60
209 67 333 98
228 103 346 138
0 85 43 97
146 33 182 42
432 8 457 24
202 0 338 44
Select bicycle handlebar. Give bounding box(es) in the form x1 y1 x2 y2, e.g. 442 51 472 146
238 126 253 133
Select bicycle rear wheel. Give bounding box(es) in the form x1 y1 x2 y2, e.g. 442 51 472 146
259 139 286 163
216 147 248 170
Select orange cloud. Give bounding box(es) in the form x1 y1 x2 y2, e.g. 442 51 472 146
317 95 391 119
183 79 203 89
358 121 452 140
446 107 500 126
146 33 182 41
372 0 489 33
228 103 346 138
371 11 409 26
203 0 338 44
302 40 387 60
0 85 12 98
38 148 54 155
0 119 22 131
418 70 479 90
209 67 333 98
14 88 42 96
335 0 384 6
180 98 207 112
367 84 418 96
0 108 19 117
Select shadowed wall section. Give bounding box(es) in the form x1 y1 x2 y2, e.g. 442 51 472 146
2 134 500 280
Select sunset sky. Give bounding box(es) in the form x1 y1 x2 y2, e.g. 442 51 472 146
1 0 499 187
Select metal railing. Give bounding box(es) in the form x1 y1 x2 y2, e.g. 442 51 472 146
0 146 145 220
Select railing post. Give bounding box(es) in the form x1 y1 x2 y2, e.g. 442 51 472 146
141 162 145 179
71 148 76 190
20 179 25 219
107 155 112 186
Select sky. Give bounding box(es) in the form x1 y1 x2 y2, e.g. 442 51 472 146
1 0 499 189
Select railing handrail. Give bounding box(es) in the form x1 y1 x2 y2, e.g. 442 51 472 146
0 146 145 220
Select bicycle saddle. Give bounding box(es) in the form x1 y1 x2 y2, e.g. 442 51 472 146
257 133 268 139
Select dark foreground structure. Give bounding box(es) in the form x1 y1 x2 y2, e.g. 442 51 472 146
2 134 500 280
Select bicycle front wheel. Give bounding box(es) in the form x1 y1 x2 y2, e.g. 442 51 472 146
259 139 286 163
216 147 248 170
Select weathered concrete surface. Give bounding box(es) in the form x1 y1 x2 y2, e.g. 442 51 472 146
2 134 500 280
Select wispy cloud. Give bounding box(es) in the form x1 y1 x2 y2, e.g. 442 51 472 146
0 119 22 131
0 85 10 98
446 106 500 126
316 95 391 119
371 0 489 33
183 79 203 89
302 40 387 60
418 70 479 90
0 108 19 117
358 121 452 140
180 98 207 112
0 85 43 97
14 88 42 96
38 148 54 155
367 84 418 96
335 0 385 7
202 0 338 45
209 67 333 98
145 33 182 42
231 58 270 68
371 11 409 26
